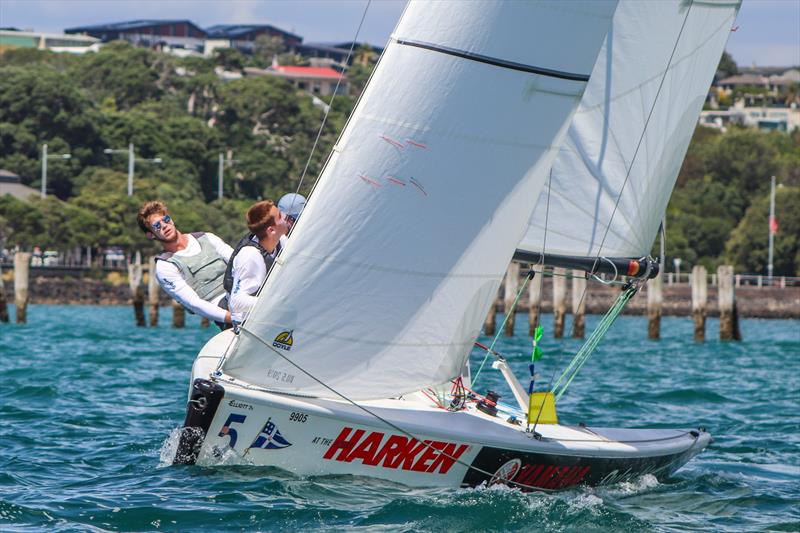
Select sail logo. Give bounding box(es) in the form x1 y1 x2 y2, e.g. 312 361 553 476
273 330 294 351
323 427 469 474
249 418 292 450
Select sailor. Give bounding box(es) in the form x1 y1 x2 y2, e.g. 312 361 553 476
137 200 234 328
225 200 291 324
277 192 306 231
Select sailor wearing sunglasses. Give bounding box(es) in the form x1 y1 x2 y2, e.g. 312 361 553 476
137 201 234 328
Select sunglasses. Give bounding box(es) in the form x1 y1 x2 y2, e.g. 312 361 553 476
151 215 172 231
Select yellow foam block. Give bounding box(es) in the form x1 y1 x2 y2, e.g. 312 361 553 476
527 391 558 425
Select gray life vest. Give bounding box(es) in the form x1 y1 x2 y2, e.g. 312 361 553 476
156 232 228 302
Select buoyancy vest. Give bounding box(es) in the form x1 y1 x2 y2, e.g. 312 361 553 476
156 232 228 301
223 233 278 294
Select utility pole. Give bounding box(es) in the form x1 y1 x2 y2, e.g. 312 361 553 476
218 153 224 200
105 144 161 196
40 143 71 199
128 143 135 196
768 175 776 281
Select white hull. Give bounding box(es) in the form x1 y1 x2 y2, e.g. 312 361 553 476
177 331 711 491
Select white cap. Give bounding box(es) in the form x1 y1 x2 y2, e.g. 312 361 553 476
278 193 306 220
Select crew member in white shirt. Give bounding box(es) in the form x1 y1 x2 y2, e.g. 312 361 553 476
137 200 234 327
224 200 292 324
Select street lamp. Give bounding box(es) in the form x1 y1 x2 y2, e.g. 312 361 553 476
104 143 162 196
217 152 241 200
41 143 71 199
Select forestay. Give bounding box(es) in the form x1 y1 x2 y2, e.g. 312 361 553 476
518 0 741 260
222 0 617 400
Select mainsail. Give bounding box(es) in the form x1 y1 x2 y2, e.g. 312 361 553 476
221 0 617 400
517 0 741 264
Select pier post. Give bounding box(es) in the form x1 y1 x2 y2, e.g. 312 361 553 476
503 262 520 336
691 265 707 342
571 270 586 338
528 267 542 336
200 317 210 328
128 251 145 327
0 265 9 323
718 265 741 341
172 300 185 328
553 267 567 338
13 252 31 324
148 256 159 326
647 273 662 339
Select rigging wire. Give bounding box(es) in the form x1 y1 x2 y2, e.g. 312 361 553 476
282 0 373 218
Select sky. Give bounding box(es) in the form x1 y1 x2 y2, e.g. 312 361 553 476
0 0 798 67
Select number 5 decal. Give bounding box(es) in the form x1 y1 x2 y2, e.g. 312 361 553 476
218 413 247 449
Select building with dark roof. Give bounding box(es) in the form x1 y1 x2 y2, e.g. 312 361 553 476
205 24 302 53
0 170 38 202
65 20 206 51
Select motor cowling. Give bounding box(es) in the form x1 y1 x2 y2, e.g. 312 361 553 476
174 378 225 465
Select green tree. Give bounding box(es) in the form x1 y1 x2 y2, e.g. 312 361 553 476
725 187 800 276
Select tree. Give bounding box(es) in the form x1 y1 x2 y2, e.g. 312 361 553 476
725 187 799 276
716 50 738 80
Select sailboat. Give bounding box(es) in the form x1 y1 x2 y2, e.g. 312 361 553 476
172 0 740 491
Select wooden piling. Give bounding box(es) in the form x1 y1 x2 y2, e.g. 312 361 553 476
13 252 31 324
647 273 662 339
148 256 159 326
0 264 9 323
200 317 210 328
128 251 145 327
528 267 543 336
718 265 741 341
172 300 185 328
553 267 567 338
503 262 520 336
691 265 707 342
571 270 586 338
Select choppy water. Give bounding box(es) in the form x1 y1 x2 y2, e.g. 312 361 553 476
1 305 798 532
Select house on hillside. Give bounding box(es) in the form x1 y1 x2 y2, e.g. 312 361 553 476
65 20 207 52
0 28 99 53
245 63 347 96
205 24 302 55
0 170 38 201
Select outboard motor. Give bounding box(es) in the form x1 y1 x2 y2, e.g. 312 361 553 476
174 379 225 465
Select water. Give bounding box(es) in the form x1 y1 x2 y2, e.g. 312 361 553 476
1 305 798 532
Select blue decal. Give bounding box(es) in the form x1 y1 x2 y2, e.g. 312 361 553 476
249 418 292 450
218 413 247 449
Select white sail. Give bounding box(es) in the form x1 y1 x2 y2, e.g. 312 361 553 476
221 0 617 400
518 0 741 260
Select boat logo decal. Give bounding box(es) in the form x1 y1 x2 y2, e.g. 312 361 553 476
490 459 522 485
228 400 253 411
248 418 292 450
323 426 469 474
273 330 294 351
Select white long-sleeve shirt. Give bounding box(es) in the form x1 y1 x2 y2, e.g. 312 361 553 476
228 235 285 323
155 233 233 323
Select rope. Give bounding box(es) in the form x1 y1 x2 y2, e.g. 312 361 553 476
552 283 637 402
472 269 532 384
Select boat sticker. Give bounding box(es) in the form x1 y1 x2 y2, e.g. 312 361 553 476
273 330 294 351
490 458 522 485
228 400 253 411
249 418 292 450
218 413 247 449
323 427 469 474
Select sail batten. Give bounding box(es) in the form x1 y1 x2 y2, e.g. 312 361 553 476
220 0 618 401
518 0 741 261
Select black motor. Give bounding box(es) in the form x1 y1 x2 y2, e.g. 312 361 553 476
174 379 225 465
